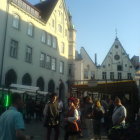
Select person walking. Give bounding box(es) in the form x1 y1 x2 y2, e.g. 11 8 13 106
0 93 32 140
112 97 127 127
43 93 60 140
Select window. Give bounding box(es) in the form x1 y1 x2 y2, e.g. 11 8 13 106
52 19 55 28
52 37 57 49
58 24 62 33
65 29 67 37
91 71 95 79
25 46 32 63
40 53 46 68
68 64 72 76
118 72 122 80
110 72 114 80
84 70 88 79
47 34 52 46
61 42 65 54
10 39 18 58
127 73 132 80
12 14 20 29
41 31 46 43
46 55 51 69
103 65 105 68
60 61 64 74
102 72 106 80
27 23 33 36
114 54 120 60
115 45 118 48
51 58 56 71
117 65 123 71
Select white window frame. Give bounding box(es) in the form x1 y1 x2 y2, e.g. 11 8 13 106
10 39 18 58
41 31 46 43
52 37 57 49
27 23 33 36
47 34 52 46
40 53 46 68
12 14 20 29
60 61 64 74
51 58 56 71
25 46 32 63
46 55 51 69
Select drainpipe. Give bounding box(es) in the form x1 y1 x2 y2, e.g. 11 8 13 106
0 0 9 86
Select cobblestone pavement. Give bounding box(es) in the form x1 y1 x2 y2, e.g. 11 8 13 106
25 120 109 140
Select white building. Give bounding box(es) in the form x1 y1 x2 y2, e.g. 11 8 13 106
74 47 97 81
0 0 76 100
97 37 135 80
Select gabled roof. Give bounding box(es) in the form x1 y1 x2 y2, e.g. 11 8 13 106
80 47 97 67
35 0 72 27
35 0 58 21
101 37 134 68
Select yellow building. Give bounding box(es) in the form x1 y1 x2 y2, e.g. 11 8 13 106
0 0 76 100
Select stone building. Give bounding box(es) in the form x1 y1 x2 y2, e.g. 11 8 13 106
0 0 76 100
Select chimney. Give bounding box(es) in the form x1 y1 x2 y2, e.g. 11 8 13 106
95 53 97 66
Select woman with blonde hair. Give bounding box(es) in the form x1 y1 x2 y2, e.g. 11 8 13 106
92 100 105 140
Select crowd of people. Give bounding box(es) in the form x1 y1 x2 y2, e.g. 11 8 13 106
0 92 137 140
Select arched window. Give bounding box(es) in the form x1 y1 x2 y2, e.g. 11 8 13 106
48 79 55 93
27 23 34 36
12 14 20 29
36 77 45 91
58 24 62 33
5 69 17 87
22 73 32 86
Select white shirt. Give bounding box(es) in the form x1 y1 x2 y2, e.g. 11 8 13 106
67 109 79 123
112 105 127 125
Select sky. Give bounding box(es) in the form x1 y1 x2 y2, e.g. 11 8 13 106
29 0 140 65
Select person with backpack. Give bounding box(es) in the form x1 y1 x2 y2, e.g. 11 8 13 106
43 93 60 140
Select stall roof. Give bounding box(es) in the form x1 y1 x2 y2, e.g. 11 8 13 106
10 84 39 92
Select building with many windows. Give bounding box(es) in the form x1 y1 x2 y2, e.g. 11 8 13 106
97 37 135 80
0 0 76 100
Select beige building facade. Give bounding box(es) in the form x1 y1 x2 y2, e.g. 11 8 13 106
0 0 76 100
